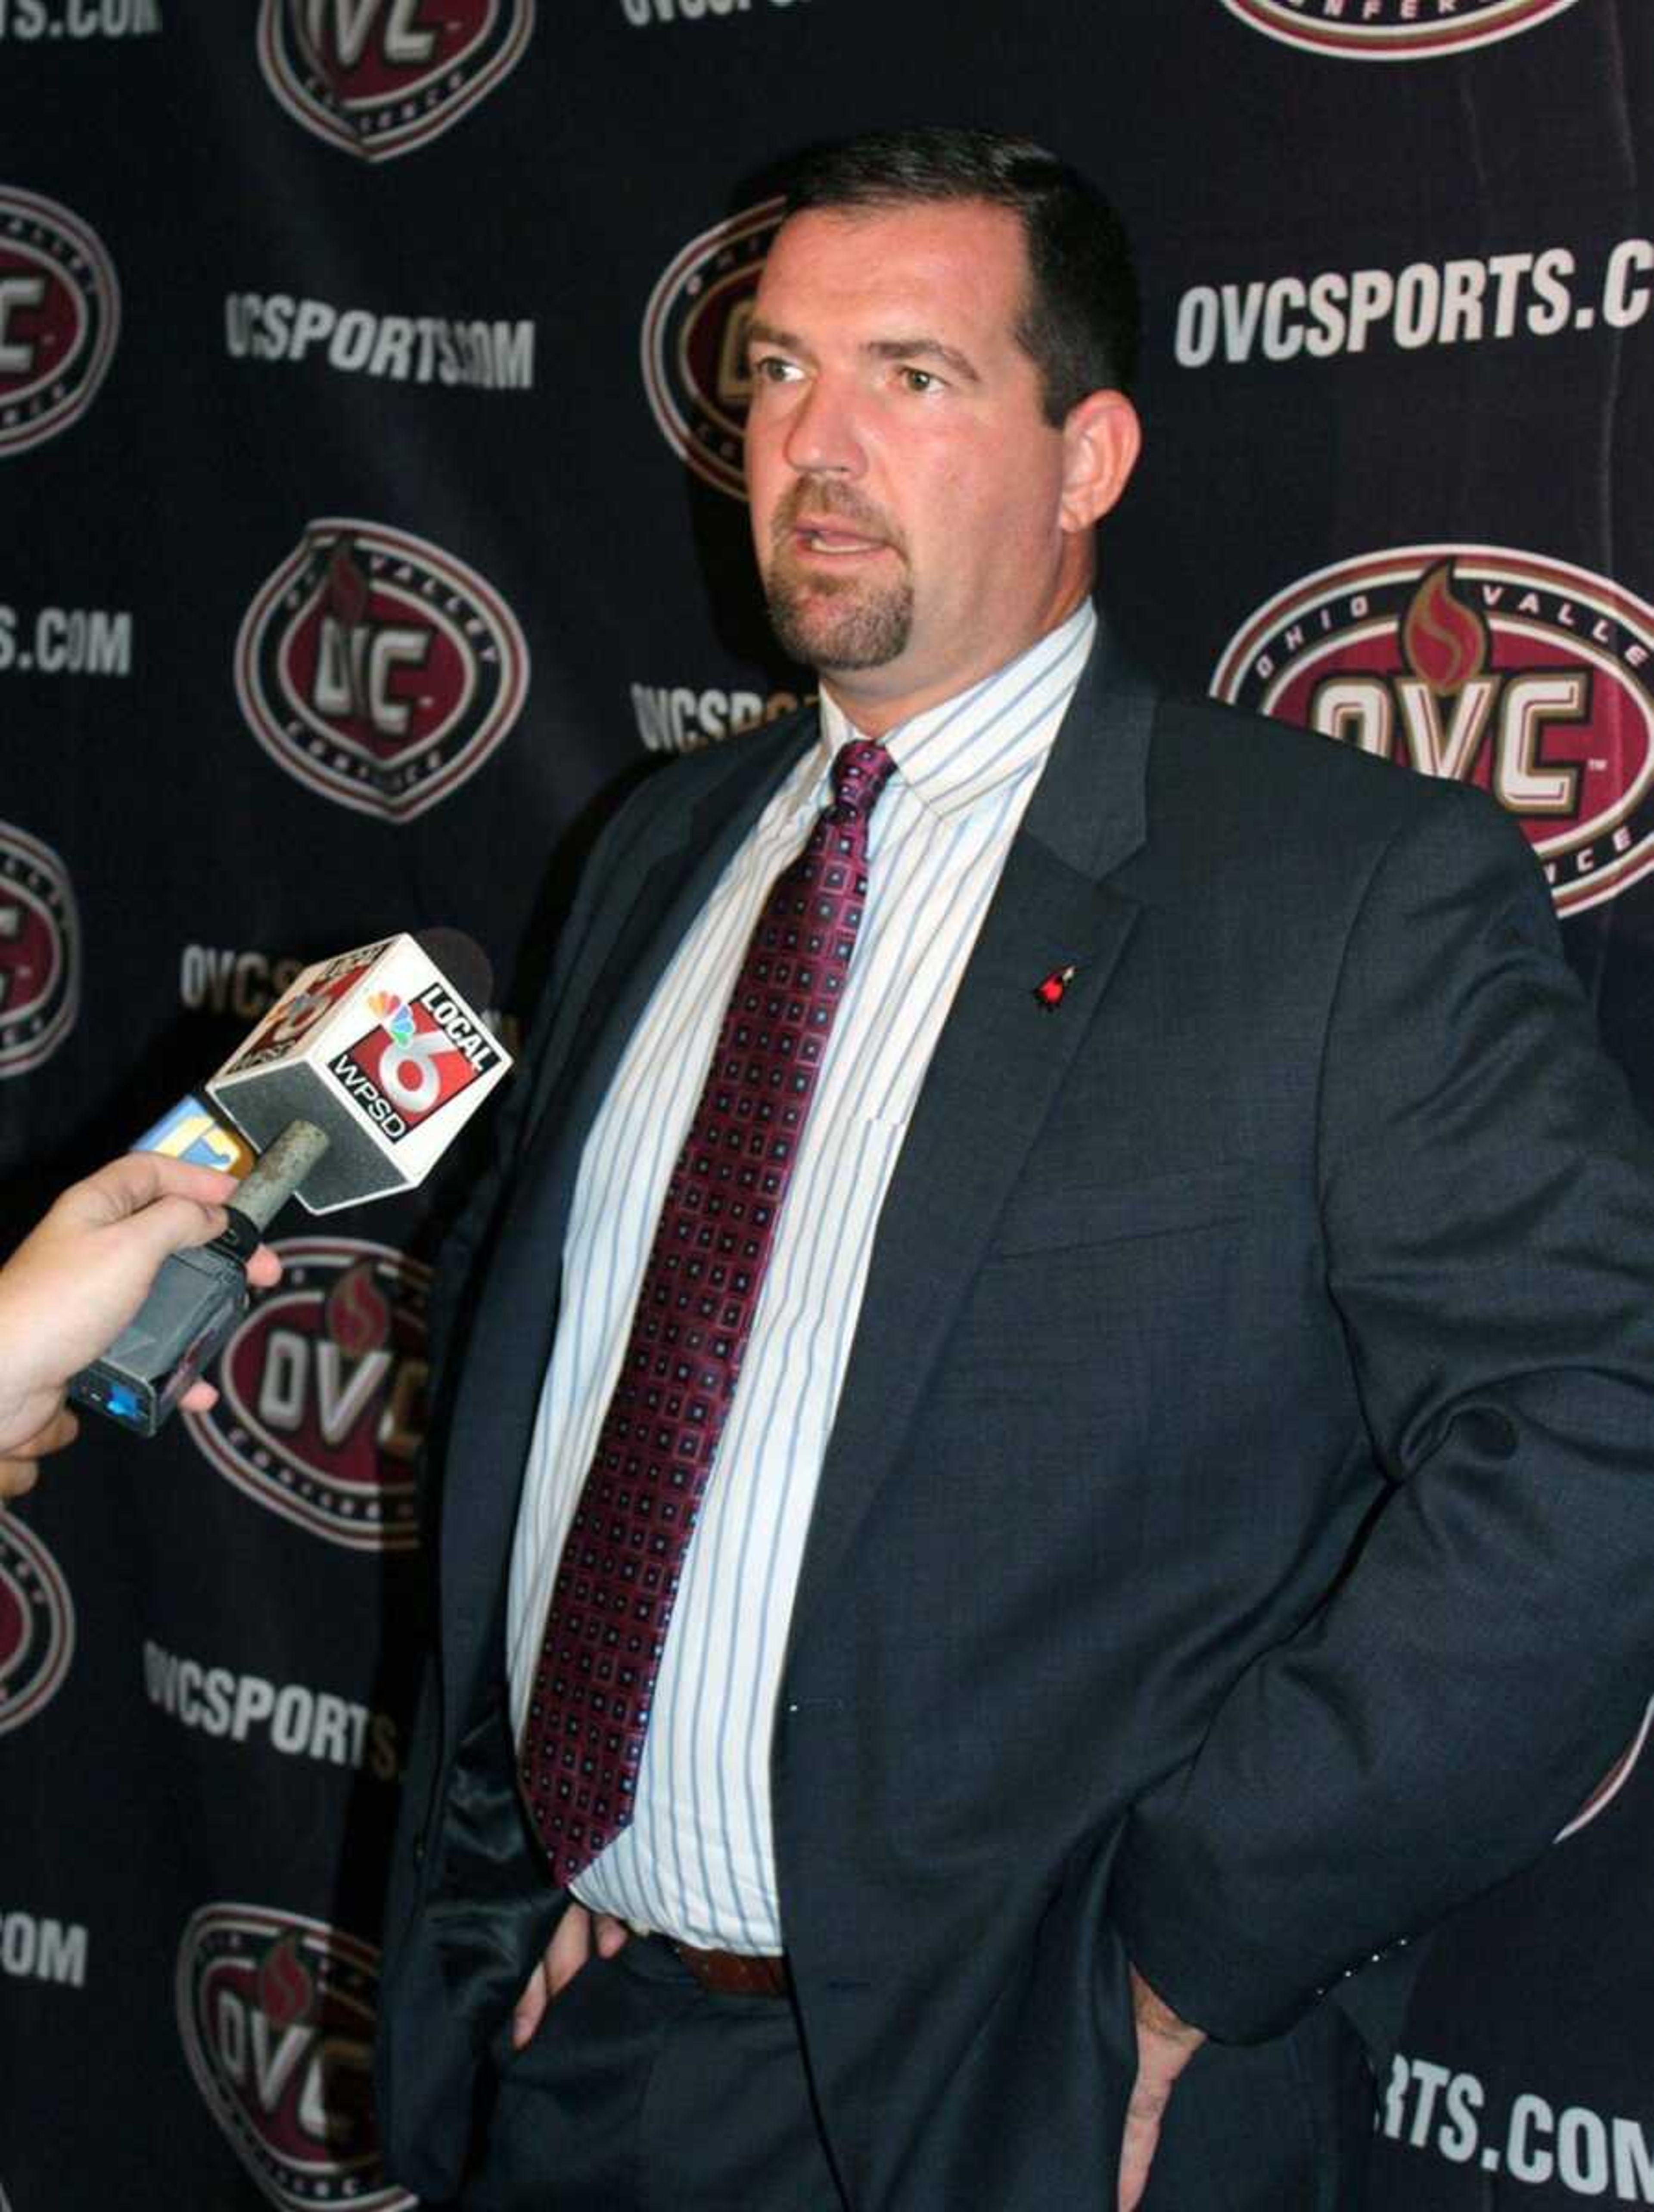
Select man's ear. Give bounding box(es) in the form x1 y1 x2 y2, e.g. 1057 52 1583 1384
1058 390 1142 534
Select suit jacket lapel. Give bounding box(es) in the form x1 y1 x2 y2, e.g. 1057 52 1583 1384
785 635 1158 1665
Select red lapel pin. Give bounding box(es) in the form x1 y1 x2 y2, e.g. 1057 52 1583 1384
1033 964 1076 1011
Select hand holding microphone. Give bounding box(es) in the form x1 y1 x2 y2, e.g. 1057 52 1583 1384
67 929 511 1439
0 1155 282 1495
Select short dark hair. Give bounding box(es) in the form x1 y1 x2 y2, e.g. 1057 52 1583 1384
780 127 1139 422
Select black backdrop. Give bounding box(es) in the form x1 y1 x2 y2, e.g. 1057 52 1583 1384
4 3 1654 2205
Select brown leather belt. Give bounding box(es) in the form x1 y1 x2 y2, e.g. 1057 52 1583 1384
666 1938 791 1998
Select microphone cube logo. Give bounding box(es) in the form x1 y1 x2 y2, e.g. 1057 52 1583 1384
217 946 386 1083
208 934 512 1211
134 1095 259 1177
329 983 501 1143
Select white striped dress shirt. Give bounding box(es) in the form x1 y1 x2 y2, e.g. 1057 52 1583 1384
506 602 1095 1950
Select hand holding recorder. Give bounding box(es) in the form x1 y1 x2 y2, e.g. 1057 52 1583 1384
0 1155 282 1496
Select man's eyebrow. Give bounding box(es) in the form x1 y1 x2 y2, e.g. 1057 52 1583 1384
745 317 809 357
864 337 981 384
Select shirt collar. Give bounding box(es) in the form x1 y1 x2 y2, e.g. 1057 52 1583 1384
815 601 1096 821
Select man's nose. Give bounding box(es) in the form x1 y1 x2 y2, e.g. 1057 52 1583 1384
782 377 864 476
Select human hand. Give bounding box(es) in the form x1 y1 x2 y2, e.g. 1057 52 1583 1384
0 1405 79 1502
510 1902 631 2049
1118 1964 1206 2211
0 1153 282 1482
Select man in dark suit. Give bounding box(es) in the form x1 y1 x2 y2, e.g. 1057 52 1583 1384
376 129 1654 2211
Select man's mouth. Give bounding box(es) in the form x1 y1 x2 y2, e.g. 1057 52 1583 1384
792 523 889 558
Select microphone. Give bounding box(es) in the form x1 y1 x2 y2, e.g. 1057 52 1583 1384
67 931 512 1435
204 929 509 1214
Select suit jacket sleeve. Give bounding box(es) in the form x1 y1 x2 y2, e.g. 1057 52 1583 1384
1111 782 1654 2044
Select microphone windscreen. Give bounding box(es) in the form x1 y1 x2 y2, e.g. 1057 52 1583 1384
415 927 494 1012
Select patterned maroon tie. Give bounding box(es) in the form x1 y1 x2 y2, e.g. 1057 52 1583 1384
519 738 896 1886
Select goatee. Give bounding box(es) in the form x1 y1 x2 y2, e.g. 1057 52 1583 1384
762 480 913 672
764 567 914 673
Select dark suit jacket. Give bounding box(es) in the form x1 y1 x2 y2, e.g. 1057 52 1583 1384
376 629 1654 2209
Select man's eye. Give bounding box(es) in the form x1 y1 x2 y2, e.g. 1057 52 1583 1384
749 355 799 384
899 366 942 393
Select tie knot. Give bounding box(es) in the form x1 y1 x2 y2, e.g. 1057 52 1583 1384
829 739 895 822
